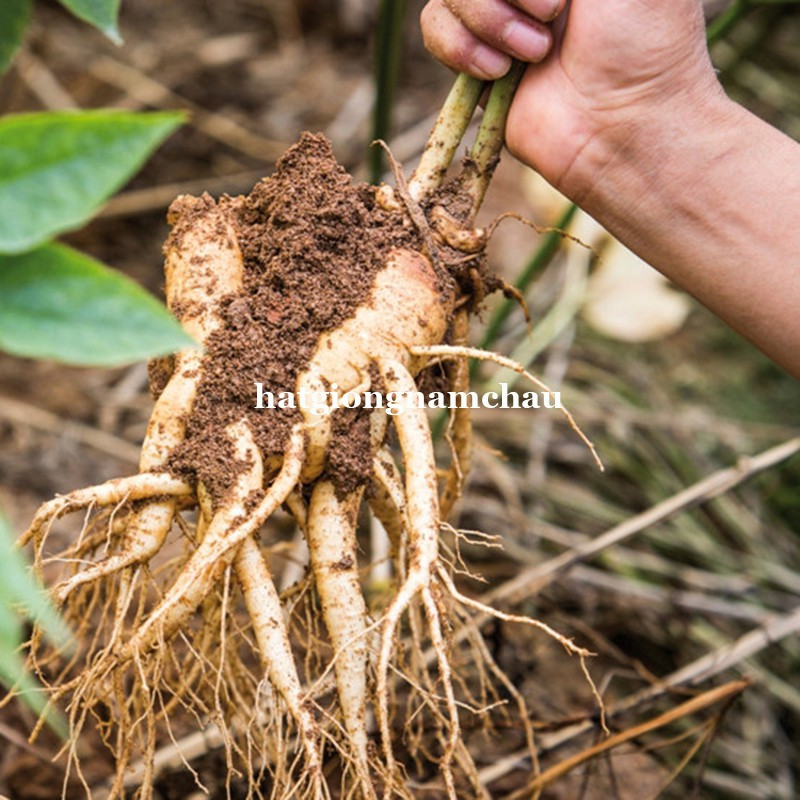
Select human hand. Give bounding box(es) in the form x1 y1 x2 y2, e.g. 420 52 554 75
421 0 724 202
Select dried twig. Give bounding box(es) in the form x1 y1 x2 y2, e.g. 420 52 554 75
0 395 140 465
484 679 750 796
538 602 800 757
14 50 78 110
471 602 800 791
484 437 800 606
89 56 288 162
98 170 266 220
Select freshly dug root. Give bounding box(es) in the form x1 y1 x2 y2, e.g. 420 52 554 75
369 447 407 576
235 528 324 785
438 308 472 519
306 481 373 795
374 358 471 797
18 131 602 799
114 420 303 664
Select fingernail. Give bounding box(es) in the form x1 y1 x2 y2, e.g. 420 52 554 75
542 0 563 21
471 44 511 79
505 21 550 61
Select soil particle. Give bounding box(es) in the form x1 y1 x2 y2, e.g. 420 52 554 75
415 359 450 396
332 553 355 571
325 408 373 498
170 427 247 506
147 354 175 398
168 132 422 500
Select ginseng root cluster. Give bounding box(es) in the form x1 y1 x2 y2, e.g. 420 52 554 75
19 133 596 800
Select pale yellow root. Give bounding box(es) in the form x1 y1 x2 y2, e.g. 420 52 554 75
194 478 312 779
370 448 408 581
236 536 325 793
52 502 174 606
115 422 305 664
58 350 211 603
19 473 192 548
411 344 603 470
376 358 460 798
32 198 245 600
418 584 461 798
438 309 473 520
306 480 375 799
51 354 213 606
436 565 606 731
162 194 244 348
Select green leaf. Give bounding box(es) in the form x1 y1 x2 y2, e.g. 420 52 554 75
0 243 195 366
0 516 70 648
0 512 70 736
56 0 121 43
0 110 184 254
0 0 32 73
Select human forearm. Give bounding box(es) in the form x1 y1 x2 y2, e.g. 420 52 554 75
570 93 800 376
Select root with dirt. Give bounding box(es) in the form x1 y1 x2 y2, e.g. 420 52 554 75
14 69 602 799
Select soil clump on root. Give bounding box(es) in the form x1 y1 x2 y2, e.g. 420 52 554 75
166 132 424 502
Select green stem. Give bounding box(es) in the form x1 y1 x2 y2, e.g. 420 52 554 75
408 72 485 200
706 0 750 44
368 0 408 185
462 60 526 221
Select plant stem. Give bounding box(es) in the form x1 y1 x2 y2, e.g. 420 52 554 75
407 72 485 200
706 0 749 44
461 60 526 221
368 0 408 184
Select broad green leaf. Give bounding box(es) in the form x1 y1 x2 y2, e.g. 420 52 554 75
0 0 32 73
0 243 195 366
56 0 121 43
0 516 70 648
0 110 184 254
0 600 58 727
0 512 69 735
